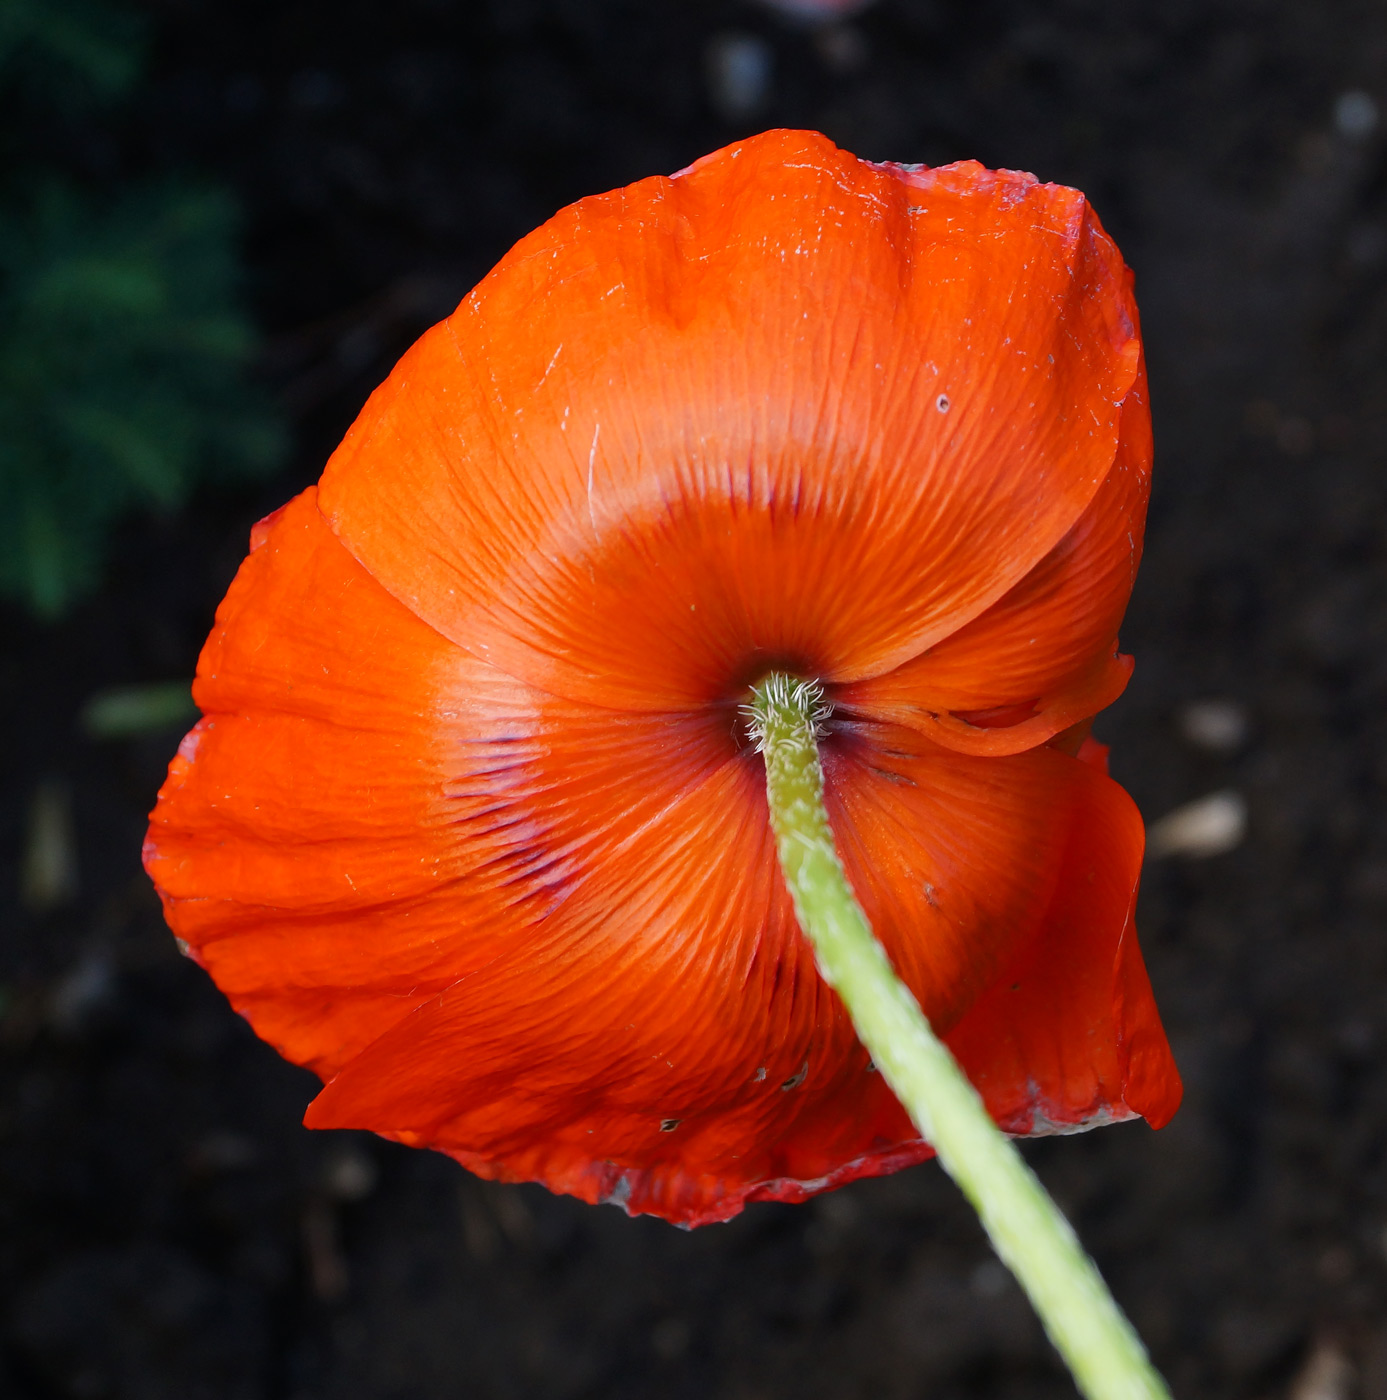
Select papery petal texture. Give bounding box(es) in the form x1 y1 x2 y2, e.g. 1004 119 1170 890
145 129 1179 1226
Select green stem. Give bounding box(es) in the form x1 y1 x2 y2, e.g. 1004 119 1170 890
748 674 1172 1400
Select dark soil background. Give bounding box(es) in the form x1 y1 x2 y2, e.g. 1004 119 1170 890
5 1 1387 1397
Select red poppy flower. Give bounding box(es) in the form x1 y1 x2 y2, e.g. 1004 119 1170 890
145 129 1181 1227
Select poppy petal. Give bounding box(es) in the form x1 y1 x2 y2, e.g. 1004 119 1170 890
144 488 548 1075
304 720 1172 1224
317 130 1141 714
945 752 1182 1134
840 355 1152 755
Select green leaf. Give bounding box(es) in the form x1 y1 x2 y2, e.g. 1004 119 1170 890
0 177 285 616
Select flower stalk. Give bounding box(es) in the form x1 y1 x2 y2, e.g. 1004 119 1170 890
748 673 1172 1400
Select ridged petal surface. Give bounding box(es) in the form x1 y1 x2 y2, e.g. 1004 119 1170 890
317 131 1141 711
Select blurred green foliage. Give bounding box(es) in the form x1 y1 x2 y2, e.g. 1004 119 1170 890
0 181 283 614
0 0 283 617
0 0 144 101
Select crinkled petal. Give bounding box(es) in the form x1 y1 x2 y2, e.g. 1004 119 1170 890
318 131 1141 713
946 750 1182 1134
145 489 555 1074
305 721 1175 1224
841 356 1151 755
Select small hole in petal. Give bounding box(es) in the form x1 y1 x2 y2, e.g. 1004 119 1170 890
936 393 950 413
660 1118 681 1132
780 1060 809 1091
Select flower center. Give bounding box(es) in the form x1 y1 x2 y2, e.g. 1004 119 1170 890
734 662 827 752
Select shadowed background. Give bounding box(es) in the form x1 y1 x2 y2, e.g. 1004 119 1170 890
3 2 1386 1397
